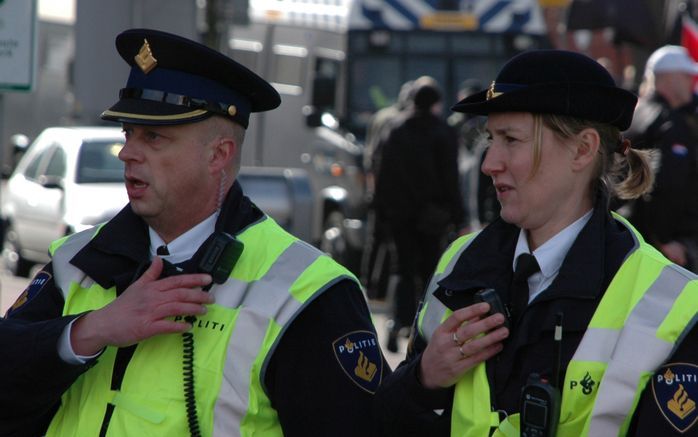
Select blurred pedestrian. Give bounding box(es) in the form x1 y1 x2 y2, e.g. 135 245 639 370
361 80 414 300
364 80 415 177
624 45 698 272
373 76 465 353
447 79 499 229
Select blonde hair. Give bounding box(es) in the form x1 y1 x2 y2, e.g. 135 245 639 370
532 114 654 200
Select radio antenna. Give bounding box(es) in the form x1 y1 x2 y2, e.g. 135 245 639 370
553 312 563 389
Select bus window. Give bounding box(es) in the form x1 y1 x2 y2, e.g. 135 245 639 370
229 38 262 71
272 44 308 93
313 57 341 112
349 57 402 130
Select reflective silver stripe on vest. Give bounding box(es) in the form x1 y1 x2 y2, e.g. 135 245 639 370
580 264 694 436
420 236 478 341
211 240 323 436
52 229 98 298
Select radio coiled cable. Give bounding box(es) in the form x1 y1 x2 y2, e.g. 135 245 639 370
183 315 201 437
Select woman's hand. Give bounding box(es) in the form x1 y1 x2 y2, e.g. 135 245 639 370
419 302 509 389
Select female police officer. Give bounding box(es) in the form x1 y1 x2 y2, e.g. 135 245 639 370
374 50 698 436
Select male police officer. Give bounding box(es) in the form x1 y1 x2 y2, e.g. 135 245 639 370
2 29 388 436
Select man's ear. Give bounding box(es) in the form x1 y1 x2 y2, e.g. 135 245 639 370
571 128 600 172
208 136 237 172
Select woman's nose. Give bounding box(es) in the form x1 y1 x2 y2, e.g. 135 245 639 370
480 146 503 176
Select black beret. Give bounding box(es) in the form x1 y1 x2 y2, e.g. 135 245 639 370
101 28 281 128
451 50 637 130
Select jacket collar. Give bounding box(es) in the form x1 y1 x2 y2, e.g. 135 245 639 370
69 180 263 292
438 193 633 303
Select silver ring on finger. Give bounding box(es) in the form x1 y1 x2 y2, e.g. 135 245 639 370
458 345 467 358
452 331 461 345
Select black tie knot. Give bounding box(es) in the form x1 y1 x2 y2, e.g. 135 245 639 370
156 245 170 256
513 253 540 283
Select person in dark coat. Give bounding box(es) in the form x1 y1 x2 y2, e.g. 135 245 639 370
361 80 415 300
373 76 465 353
623 45 698 272
374 49 698 436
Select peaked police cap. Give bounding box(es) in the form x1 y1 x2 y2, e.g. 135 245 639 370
101 28 281 128
451 50 637 130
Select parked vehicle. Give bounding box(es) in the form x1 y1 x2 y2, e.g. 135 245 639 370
227 0 551 273
1 126 128 277
1 126 315 278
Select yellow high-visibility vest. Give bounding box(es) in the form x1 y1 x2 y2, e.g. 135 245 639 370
46 216 360 437
418 215 698 437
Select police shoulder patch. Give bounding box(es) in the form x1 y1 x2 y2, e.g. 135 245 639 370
651 362 698 433
6 271 52 317
332 330 382 394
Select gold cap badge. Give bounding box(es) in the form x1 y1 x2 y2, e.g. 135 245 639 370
134 39 158 74
227 105 237 116
486 81 502 100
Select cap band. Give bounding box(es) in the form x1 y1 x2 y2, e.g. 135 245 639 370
119 88 238 117
126 66 251 118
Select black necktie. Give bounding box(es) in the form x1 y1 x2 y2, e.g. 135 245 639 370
510 253 540 323
156 245 169 256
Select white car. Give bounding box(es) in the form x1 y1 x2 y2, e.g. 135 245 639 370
2 126 128 277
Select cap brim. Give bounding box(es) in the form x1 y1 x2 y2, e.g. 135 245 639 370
451 83 637 130
101 98 213 125
654 65 698 75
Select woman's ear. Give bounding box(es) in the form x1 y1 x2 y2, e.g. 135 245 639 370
571 128 600 172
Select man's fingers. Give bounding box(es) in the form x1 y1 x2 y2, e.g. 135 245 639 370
165 287 215 305
140 256 164 282
157 272 213 292
135 257 212 291
152 300 210 321
149 319 197 335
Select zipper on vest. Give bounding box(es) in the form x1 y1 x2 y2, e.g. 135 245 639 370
98 344 137 437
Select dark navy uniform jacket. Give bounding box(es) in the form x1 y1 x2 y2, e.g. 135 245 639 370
374 197 698 436
0 182 389 437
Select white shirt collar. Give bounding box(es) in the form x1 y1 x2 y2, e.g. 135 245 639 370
513 209 593 300
148 211 219 264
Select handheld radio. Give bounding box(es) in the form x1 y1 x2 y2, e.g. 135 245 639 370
196 232 244 289
520 373 561 437
474 288 510 329
520 313 563 437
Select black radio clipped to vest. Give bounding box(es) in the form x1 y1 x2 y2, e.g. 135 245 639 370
520 373 560 437
196 232 244 289
520 313 564 437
